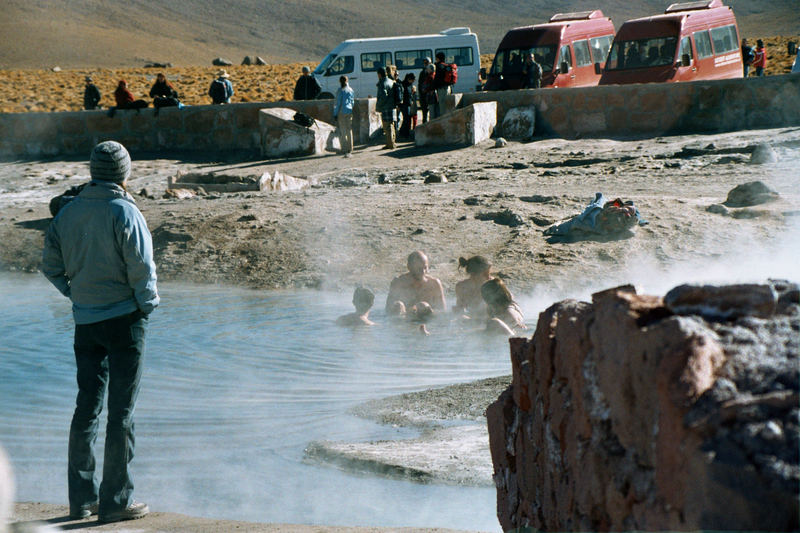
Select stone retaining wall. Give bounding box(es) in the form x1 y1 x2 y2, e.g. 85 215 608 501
1 74 798 159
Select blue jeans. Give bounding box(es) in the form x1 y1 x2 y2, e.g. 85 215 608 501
68 311 147 516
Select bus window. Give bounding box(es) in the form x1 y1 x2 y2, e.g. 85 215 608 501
395 49 432 70
325 55 354 76
435 47 474 66
573 40 592 67
589 35 613 65
607 37 677 69
694 31 713 58
710 24 738 54
361 52 392 72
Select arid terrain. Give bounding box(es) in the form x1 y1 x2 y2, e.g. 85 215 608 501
0 35 797 114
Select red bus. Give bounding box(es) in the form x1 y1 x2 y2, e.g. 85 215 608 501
599 0 742 85
484 10 615 90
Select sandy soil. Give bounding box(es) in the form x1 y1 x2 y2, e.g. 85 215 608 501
2 127 799 300
1 35 797 113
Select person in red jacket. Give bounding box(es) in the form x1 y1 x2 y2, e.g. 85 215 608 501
108 80 147 117
753 39 767 77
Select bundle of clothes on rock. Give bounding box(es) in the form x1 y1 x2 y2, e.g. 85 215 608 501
544 192 648 243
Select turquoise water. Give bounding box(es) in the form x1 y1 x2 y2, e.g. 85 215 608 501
0 274 509 531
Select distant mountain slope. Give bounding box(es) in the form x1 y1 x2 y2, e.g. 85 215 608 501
1 0 797 68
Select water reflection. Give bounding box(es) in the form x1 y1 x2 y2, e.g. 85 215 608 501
0 274 507 531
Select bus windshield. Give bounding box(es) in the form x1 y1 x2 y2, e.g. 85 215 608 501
491 45 557 75
314 53 337 75
606 37 678 70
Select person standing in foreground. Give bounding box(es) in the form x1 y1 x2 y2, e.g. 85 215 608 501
83 76 101 110
333 75 354 155
42 141 158 524
376 67 396 149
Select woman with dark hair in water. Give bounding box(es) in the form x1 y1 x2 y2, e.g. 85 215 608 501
454 255 493 317
481 278 527 336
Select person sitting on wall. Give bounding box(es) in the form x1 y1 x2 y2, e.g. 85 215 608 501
385 250 446 313
149 73 182 113
336 287 376 326
108 80 148 117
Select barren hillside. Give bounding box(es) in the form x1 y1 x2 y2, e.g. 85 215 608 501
0 0 797 69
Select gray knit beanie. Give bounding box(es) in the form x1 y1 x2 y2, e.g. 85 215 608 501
90 141 131 183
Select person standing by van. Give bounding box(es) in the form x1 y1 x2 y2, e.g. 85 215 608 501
521 53 543 89
83 76 101 110
741 39 755 77
753 39 767 76
418 57 432 123
376 67 396 149
432 52 451 119
294 66 321 100
333 75 354 155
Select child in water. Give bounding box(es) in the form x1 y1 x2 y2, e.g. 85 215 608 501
336 287 376 326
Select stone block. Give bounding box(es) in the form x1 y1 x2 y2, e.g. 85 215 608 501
57 114 87 136
414 102 496 147
441 93 463 115
353 98 380 145
183 108 217 132
259 107 338 158
86 113 124 135
500 106 536 141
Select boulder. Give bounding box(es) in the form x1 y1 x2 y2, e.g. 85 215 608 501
255 56 267 65
169 169 308 192
724 180 780 207
414 102 496 147
212 57 233 66
144 62 172 68
258 107 339 158
487 282 799 532
495 137 508 148
241 56 253 65
749 143 778 164
501 106 536 141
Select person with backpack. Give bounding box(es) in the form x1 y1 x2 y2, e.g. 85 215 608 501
399 72 416 140
375 67 396 149
83 76 101 110
741 39 755 77
417 57 432 123
209 70 234 104
432 52 457 119
521 53 543 89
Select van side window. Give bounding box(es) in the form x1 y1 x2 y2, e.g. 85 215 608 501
395 49 433 70
573 40 592 67
679 36 693 62
559 44 572 68
435 47 474 66
693 31 713 59
589 35 613 65
361 52 392 72
710 24 738 54
326 56 354 76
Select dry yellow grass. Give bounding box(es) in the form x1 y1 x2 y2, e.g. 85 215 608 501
0 38 796 114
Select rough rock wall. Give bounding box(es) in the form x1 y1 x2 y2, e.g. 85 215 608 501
487 282 799 532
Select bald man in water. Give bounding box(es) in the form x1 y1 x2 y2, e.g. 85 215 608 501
385 251 446 313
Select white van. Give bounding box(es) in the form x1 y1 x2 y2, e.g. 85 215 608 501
312 28 481 99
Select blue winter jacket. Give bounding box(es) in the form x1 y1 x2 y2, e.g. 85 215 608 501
42 180 159 324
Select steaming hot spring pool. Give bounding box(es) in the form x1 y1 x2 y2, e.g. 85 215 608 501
1 274 510 531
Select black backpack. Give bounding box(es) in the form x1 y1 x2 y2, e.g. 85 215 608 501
293 112 315 128
392 80 403 107
209 79 227 103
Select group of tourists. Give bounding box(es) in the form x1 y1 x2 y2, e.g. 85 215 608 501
337 251 527 337
741 38 768 77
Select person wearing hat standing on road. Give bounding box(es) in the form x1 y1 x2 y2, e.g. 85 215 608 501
209 69 234 104
83 76 101 110
42 141 158 525
293 65 321 100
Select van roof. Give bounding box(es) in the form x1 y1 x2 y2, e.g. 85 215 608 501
499 12 614 48
549 10 605 22
339 27 475 45
615 1 733 38
665 0 724 13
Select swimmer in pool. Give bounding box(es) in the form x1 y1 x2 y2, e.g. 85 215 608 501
385 250 446 313
336 287 376 326
481 278 527 336
453 255 493 318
